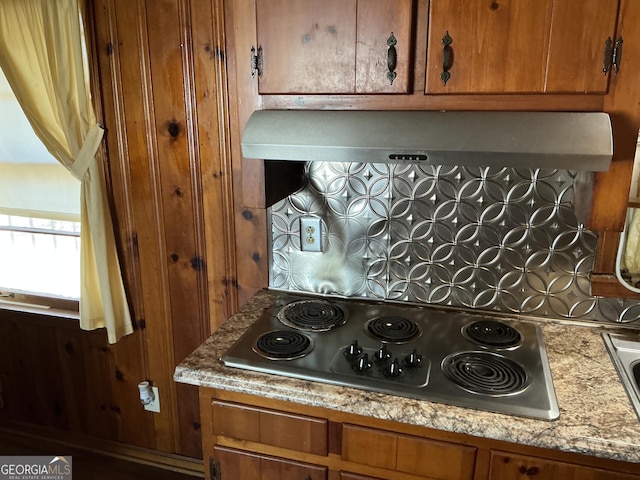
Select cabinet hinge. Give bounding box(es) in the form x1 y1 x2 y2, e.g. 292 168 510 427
209 457 221 480
250 46 263 78
603 36 623 75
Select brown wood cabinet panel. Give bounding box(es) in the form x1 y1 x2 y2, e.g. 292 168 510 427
545 0 619 93
355 0 414 94
426 0 553 94
212 400 328 455
342 424 476 480
203 389 640 480
212 400 261 443
396 435 476 480
213 446 327 480
342 424 398 471
256 0 357 94
489 451 640 480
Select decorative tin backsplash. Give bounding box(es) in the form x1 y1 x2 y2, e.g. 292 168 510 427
269 162 640 325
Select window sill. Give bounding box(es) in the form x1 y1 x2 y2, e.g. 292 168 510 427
0 293 79 320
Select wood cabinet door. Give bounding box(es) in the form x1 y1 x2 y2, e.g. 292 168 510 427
355 0 414 93
489 451 640 480
425 0 554 94
342 424 476 480
256 0 358 94
212 446 327 480
211 400 328 455
256 0 413 94
545 0 620 93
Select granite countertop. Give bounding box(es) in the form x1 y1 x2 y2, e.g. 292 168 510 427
174 289 640 464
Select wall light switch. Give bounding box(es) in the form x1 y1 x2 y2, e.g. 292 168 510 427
300 217 322 252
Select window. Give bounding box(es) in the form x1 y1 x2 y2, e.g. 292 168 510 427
0 67 81 306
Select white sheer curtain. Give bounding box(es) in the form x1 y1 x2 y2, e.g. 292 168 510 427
0 0 133 343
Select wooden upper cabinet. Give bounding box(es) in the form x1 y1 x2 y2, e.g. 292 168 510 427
255 0 414 94
425 0 620 94
546 0 620 93
355 0 414 93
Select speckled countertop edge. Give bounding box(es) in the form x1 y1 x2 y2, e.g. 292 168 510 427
174 289 640 464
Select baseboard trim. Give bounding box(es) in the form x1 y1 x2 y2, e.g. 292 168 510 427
0 418 204 477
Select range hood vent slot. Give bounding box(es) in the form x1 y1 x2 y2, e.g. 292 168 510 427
241 110 612 172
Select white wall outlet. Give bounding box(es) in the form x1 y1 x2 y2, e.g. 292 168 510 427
144 386 160 413
300 217 322 252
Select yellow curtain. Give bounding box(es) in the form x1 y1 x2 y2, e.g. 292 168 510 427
0 0 133 343
624 209 640 274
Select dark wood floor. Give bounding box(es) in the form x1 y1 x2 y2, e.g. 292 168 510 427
0 428 203 480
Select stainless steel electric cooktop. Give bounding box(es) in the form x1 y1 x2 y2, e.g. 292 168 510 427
220 293 559 420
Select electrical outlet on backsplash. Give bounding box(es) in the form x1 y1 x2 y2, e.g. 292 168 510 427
269 161 640 325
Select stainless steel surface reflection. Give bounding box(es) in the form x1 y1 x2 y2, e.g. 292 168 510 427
270 164 640 324
221 293 559 421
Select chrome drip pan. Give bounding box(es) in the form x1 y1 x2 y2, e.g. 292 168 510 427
221 293 559 420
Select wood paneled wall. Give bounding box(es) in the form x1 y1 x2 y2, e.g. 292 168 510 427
91 0 242 458
1 0 250 461
0 311 148 447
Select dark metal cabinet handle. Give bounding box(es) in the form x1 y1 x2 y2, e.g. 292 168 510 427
387 32 398 85
441 31 453 85
603 37 613 75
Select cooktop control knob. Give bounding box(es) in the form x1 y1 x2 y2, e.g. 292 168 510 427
344 340 363 359
353 353 372 373
374 344 392 362
384 358 404 378
403 349 423 368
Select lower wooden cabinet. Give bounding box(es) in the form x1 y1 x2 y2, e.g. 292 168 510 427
489 451 640 480
212 445 327 480
342 424 476 480
200 388 640 480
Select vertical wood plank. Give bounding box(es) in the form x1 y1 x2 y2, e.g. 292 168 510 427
0 318 22 421
225 0 269 304
55 326 118 439
190 0 237 332
142 0 207 457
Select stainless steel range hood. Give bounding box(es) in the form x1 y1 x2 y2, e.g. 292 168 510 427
241 110 613 171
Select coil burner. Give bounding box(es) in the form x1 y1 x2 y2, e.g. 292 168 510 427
462 320 523 349
253 330 314 360
365 316 422 343
442 351 529 396
277 299 347 332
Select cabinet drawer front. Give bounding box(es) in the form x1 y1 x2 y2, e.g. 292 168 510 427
490 451 640 480
213 446 327 480
396 434 476 480
342 424 476 480
212 400 328 455
342 424 397 470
